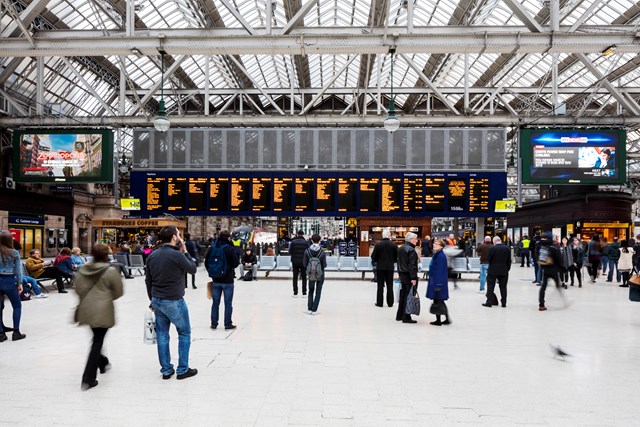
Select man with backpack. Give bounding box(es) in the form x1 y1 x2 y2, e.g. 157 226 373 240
537 232 564 311
303 234 327 315
288 230 310 297
205 230 239 330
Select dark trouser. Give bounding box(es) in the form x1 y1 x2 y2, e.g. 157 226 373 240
520 250 530 267
433 299 449 322
587 258 601 280
561 269 569 284
184 272 196 288
292 266 307 295
539 270 562 307
396 273 412 321
376 269 394 307
307 278 324 312
569 264 582 286
0 276 21 332
113 262 130 278
38 267 65 291
486 273 508 307
622 271 631 286
82 327 109 384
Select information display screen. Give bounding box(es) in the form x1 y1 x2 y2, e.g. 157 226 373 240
520 128 626 184
209 177 229 211
188 177 207 211
132 171 507 217
273 177 293 212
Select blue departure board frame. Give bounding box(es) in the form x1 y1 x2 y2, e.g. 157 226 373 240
131 171 507 217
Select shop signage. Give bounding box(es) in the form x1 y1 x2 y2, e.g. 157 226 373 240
49 185 73 191
9 215 44 226
582 222 630 228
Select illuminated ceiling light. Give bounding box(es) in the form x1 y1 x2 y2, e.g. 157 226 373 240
602 45 617 56
154 50 170 132
384 47 400 133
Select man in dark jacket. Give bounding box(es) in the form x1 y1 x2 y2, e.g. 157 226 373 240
146 225 198 380
396 232 419 323
538 232 564 311
239 247 258 280
371 230 398 307
288 230 310 297
476 236 493 293
205 230 240 330
606 237 621 283
421 235 432 258
184 233 200 289
482 236 511 307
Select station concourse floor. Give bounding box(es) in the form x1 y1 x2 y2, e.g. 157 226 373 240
2 263 640 427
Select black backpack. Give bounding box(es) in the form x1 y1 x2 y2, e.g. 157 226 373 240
306 249 324 281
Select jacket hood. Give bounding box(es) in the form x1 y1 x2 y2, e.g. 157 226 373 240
310 243 322 252
76 262 112 280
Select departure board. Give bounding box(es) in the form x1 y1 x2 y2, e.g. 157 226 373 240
273 177 293 212
167 177 187 211
338 178 358 212
231 177 250 211
469 176 490 212
295 177 314 212
381 178 402 212
209 177 229 211
316 178 336 212
403 176 423 212
146 177 165 211
448 178 468 212
360 178 380 212
131 171 506 217
252 177 271 211
424 177 445 211
188 177 207 211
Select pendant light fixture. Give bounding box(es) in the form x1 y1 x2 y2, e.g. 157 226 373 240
384 47 400 133
154 50 170 132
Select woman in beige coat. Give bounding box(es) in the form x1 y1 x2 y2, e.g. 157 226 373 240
74 243 123 391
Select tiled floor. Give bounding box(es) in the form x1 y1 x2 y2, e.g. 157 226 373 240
2 265 640 426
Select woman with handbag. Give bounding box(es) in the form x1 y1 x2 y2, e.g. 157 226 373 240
74 243 124 391
426 239 451 326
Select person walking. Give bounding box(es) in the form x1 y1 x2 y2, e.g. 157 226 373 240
396 232 419 324
476 236 493 294
303 234 327 315
0 231 25 342
145 226 198 380
482 236 511 308
587 234 602 282
426 239 451 325
74 243 123 391
371 230 398 307
538 232 564 311
206 230 240 330
288 230 310 297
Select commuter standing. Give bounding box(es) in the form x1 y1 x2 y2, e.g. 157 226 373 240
587 234 602 283
145 226 198 380
475 236 493 294
569 237 584 287
538 232 564 311
74 243 123 391
560 237 573 289
0 231 25 342
289 230 310 297
184 233 199 289
303 234 327 315
371 230 398 307
519 235 531 267
600 237 610 277
206 230 240 330
421 235 432 258
482 236 511 307
396 232 419 324
606 237 621 283
426 239 451 325
618 240 634 288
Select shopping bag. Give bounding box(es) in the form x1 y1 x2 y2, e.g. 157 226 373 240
143 310 157 345
405 286 420 316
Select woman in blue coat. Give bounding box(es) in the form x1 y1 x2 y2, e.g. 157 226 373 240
426 239 451 325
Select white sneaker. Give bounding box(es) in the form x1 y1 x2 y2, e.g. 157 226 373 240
35 293 48 299
477 290 484 294
305 310 313 315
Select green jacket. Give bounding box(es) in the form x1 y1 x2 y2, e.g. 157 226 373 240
74 262 123 328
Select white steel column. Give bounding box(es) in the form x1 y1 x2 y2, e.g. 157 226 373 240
36 57 44 115
204 56 210 116
464 54 469 112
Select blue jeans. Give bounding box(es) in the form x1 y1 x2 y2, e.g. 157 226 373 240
151 297 191 376
211 283 234 328
22 276 42 295
607 260 621 282
601 256 609 274
479 264 489 291
0 275 22 332
308 278 324 312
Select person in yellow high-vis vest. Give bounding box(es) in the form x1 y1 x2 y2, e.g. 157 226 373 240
519 235 531 267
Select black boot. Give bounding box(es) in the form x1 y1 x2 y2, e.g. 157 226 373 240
12 330 26 341
1 324 14 332
192 284 197 289
0 332 7 342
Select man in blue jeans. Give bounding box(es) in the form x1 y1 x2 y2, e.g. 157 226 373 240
475 236 492 294
146 226 197 380
206 230 239 330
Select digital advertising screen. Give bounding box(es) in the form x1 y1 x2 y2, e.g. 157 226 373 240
13 129 114 183
520 128 626 184
131 171 507 217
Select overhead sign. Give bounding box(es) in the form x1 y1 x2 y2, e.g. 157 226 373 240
494 200 517 213
120 198 141 210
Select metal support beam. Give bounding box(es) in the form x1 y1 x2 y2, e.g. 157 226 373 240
280 0 319 35
219 0 256 35
400 54 460 115
502 0 544 32
60 57 114 113
301 54 359 114
227 55 286 115
130 55 188 115
569 0 602 33
0 88 28 115
1 0 36 47
36 57 44 115
0 0 50 39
